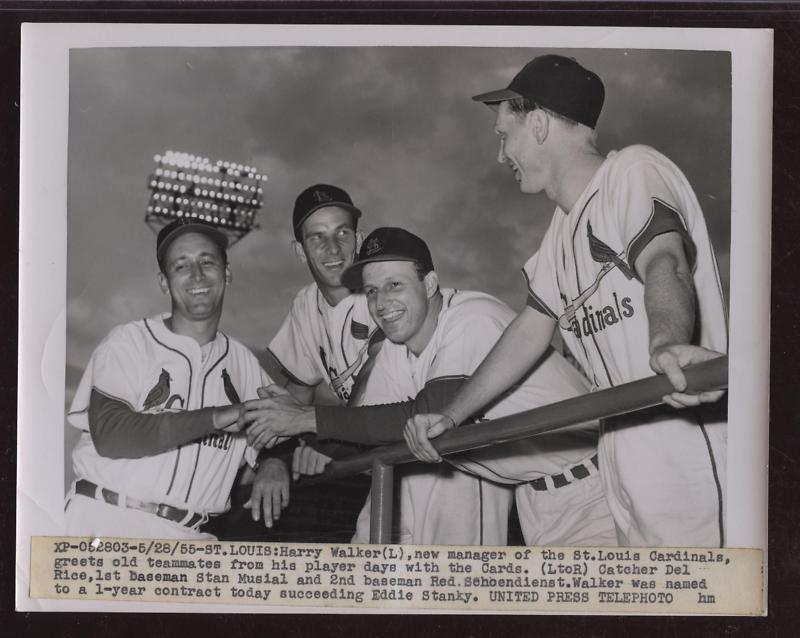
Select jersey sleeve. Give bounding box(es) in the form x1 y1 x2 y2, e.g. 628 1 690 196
67 329 143 431
267 303 323 388
521 239 561 322
426 305 508 380
615 157 698 275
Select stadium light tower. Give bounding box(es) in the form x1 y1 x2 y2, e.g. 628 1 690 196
145 150 266 245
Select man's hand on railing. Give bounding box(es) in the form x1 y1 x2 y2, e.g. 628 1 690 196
239 385 316 450
404 413 457 463
291 439 333 480
649 345 726 409
243 457 290 528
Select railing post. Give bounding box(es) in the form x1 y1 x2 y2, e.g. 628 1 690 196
369 459 394 544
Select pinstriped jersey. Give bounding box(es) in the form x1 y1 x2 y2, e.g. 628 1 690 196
68 314 269 514
363 289 599 481
523 145 728 389
268 282 376 404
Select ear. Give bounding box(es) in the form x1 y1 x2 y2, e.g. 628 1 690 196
158 271 169 296
423 271 439 299
527 108 550 145
224 264 232 285
355 230 365 254
291 240 308 265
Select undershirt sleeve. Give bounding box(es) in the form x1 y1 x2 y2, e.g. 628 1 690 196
89 389 219 459
315 376 467 445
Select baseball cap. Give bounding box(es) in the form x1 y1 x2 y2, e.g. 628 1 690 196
293 184 362 240
341 227 434 290
156 218 228 268
472 54 605 129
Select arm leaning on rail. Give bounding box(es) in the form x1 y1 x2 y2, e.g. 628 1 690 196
306 357 728 483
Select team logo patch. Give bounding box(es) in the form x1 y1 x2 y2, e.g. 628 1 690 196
313 189 334 204
365 236 383 256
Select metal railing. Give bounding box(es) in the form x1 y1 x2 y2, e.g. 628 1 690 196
308 356 729 543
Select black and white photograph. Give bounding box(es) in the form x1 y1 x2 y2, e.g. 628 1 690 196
17 23 771 613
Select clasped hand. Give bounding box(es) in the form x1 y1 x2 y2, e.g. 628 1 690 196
237 385 312 450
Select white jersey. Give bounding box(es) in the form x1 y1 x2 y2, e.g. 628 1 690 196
523 145 727 547
68 314 268 518
355 289 615 546
523 145 727 388
268 283 376 403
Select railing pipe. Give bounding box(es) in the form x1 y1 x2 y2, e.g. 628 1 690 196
368 460 394 544
316 356 728 482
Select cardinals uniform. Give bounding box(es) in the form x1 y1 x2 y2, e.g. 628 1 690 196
523 145 728 546
268 283 376 404
352 289 616 546
66 313 268 539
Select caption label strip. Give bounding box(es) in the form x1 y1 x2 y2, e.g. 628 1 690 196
30 537 763 614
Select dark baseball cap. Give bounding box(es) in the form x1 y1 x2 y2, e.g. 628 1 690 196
156 218 228 269
472 54 605 129
342 227 434 290
293 184 362 240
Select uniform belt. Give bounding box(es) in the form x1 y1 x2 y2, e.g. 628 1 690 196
75 479 206 529
528 454 599 492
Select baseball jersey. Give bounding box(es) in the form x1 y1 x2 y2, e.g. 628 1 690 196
522 145 728 546
365 289 600 481
523 145 727 388
68 313 269 516
353 289 605 545
268 283 376 403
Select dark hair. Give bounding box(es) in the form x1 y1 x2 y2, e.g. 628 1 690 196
506 97 579 128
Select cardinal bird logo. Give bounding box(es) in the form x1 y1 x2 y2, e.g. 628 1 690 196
221 369 241 404
587 222 634 280
143 369 172 410
556 223 634 331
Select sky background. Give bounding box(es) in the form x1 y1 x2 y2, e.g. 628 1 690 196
65 46 731 404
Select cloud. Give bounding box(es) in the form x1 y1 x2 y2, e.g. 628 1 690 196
66 46 732 374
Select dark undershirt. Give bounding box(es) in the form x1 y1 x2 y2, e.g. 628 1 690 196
88 389 219 459
314 377 467 448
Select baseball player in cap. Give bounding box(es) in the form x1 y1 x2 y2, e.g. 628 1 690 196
266 184 378 408
241 227 618 547
246 184 377 537
406 54 728 547
65 218 281 538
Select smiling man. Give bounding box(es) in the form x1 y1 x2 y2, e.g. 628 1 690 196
65 218 280 539
407 54 729 547
267 184 378 407
245 184 378 540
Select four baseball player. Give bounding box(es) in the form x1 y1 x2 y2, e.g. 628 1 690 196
67 53 728 548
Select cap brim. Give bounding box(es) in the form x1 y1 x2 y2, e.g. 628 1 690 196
341 254 417 290
157 223 228 264
295 203 362 237
471 88 523 104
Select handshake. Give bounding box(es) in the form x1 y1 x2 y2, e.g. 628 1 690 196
214 384 315 450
